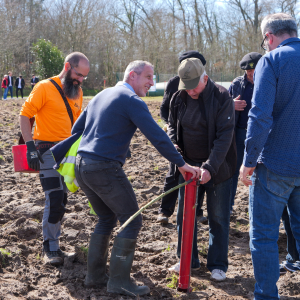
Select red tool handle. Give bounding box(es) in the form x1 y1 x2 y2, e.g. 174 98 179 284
178 172 197 293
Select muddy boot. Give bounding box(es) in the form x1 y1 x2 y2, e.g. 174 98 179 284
107 237 150 296
84 233 110 288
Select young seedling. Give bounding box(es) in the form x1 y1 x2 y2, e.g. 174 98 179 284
167 274 178 289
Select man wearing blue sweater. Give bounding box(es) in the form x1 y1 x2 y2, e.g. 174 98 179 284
240 13 300 300
72 60 200 296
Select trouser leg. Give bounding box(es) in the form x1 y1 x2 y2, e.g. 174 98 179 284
230 127 246 210
159 162 179 217
249 164 293 300
39 148 67 251
206 177 231 272
282 206 299 262
16 88 19 98
75 155 142 240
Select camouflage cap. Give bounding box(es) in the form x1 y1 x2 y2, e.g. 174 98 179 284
178 58 205 90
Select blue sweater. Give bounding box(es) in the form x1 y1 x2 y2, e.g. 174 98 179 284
72 82 185 167
243 37 300 177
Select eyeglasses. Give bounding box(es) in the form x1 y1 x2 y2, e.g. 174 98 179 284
70 65 88 80
261 32 273 51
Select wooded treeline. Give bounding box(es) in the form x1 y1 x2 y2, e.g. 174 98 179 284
0 0 299 88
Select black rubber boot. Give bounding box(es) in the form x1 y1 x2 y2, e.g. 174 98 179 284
107 237 150 296
84 233 110 288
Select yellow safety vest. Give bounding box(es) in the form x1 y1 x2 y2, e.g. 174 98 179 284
57 136 82 192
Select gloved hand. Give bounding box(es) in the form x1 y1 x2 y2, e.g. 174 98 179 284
26 141 44 171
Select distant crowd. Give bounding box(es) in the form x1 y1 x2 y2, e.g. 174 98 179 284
1 73 39 100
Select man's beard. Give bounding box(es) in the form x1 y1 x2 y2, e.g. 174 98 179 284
62 70 81 99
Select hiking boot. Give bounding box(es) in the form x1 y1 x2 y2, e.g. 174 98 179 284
107 237 150 296
284 261 300 272
84 233 110 288
157 214 169 224
42 250 63 266
211 269 226 281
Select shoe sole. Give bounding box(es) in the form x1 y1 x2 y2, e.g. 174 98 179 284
210 277 226 282
283 265 300 272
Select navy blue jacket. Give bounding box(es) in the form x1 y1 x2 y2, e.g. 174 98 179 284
72 82 185 167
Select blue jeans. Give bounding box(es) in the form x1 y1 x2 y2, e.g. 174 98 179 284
3 88 8 100
249 164 300 300
230 127 247 210
7 85 13 98
75 155 142 239
177 159 231 272
282 206 299 263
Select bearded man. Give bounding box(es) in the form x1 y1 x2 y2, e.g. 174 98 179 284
19 52 90 265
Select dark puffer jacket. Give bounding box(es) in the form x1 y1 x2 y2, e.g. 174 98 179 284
168 78 237 185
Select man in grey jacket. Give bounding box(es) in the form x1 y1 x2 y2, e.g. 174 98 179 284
168 58 236 281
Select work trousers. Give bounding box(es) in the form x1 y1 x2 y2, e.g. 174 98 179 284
37 141 67 251
75 155 142 239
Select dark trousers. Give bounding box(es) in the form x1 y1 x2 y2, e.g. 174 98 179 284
177 157 231 272
159 161 204 217
230 127 247 210
16 88 23 98
75 155 142 239
282 206 299 262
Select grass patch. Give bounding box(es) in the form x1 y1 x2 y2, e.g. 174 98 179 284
192 282 207 291
0 248 11 266
36 253 40 260
80 246 89 256
198 245 208 256
166 274 178 289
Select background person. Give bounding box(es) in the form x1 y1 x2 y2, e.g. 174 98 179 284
15 75 25 99
19 52 90 266
157 50 207 224
168 57 236 281
228 52 262 213
72 60 200 296
2 75 8 100
240 13 300 300
31 74 39 89
7 71 13 99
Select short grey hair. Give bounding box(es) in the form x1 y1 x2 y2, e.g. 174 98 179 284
261 13 298 37
200 70 207 83
123 60 154 81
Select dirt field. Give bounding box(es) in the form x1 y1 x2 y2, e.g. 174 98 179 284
0 98 299 300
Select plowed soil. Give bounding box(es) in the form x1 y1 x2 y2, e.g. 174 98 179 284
0 98 299 300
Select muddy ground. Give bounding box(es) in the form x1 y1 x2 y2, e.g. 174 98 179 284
0 98 299 300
